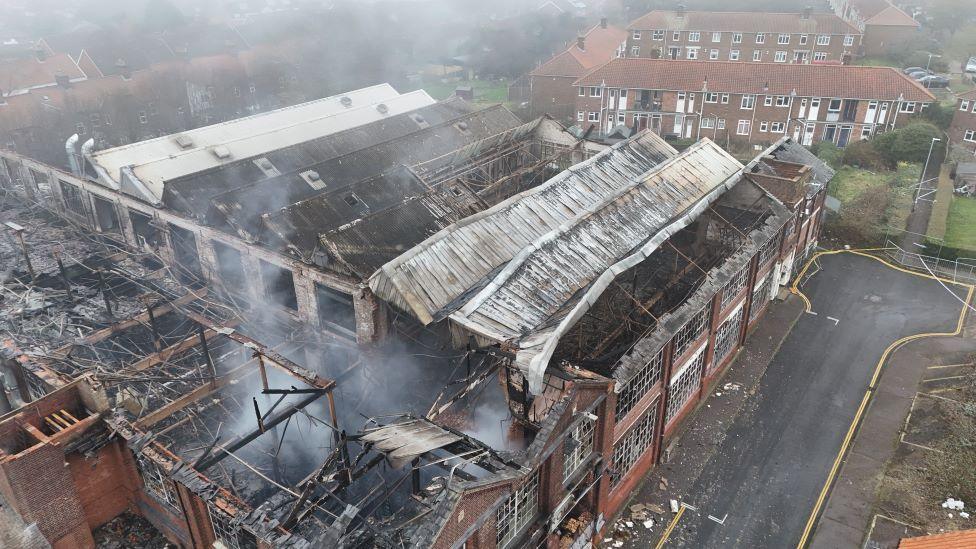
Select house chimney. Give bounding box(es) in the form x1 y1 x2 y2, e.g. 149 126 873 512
34 47 46 62
577 35 586 51
802 6 812 19
601 17 608 28
54 71 70 88
677 4 687 18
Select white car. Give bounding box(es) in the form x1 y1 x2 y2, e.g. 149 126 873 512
966 57 976 74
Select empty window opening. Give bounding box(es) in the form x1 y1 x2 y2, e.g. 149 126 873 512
92 195 121 235
58 180 87 217
261 260 298 310
168 223 203 282
130 211 159 250
213 241 247 292
315 283 356 333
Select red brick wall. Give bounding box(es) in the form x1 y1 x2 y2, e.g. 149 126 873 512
67 442 140 529
0 443 93 548
530 75 580 124
432 482 512 549
949 100 976 154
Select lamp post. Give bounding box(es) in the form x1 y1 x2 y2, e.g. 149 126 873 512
913 137 941 212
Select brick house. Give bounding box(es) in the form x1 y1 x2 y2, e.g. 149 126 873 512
525 19 627 123
828 0 920 56
572 58 934 147
949 89 976 156
625 7 861 64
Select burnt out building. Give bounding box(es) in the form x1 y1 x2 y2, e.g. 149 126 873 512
0 80 831 548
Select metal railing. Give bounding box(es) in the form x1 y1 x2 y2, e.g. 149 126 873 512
883 239 976 284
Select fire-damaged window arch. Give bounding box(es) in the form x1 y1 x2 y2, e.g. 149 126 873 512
615 348 664 421
137 457 180 511
610 401 658 488
496 471 540 548
207 502 258 549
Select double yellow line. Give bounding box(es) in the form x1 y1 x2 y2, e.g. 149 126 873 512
655 505 686 549
793 250 973 548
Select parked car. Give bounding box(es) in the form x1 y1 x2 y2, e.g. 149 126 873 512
909 70 931 79
904 66 926 74
919 75 950 88
966 57 976 74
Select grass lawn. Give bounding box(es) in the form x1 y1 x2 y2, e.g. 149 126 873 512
419 78 510 103
944 196 976 252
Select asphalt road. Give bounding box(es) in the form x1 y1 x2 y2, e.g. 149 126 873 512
663 253 969 548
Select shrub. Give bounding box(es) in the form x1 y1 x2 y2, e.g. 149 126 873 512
811 141 843 169
842 140 886 170
921 102 955 130
872 122 944 169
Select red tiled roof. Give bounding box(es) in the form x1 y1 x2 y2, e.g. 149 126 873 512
574 58 935 102
958 89 976 101
628 10 860 35
530 24 628 78
0 53 86 95
865 4 920 27
898 529 976 548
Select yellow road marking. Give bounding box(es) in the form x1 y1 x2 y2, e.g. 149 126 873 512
655 506 686 549
793 250 974 548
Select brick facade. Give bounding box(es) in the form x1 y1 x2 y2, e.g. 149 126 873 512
949 93 976 156
627 27 858 64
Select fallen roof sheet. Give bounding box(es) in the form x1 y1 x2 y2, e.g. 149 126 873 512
360 418 461 468
449 139 743 393
368 131 678 324
88 84 429 203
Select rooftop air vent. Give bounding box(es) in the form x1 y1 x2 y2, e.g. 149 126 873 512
301 170 325 190
340 96 353 107
254 157 280 177
212 146 231 160
174 135 194 149
410 113 429 128
376 103 389 115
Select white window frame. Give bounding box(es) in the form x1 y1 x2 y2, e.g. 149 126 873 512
686 46 700 59
732 32 743 44
828 99 843 113
775 96 789 107
709 48 719 60
960 100 970 111
771 121 785 132
587 111 600 122
705 92 719 103
712 32 722 43
737 119 751 135
774 50 787 62
729 49 740 61
578 87 585 97
759 121 769 132
652 30 665 41
563 418 596 482
577 111 584 122
799 34 808 45
633 30 642 40
777 33 790 45
844 35 854 46
756 33 766 44
701 117 715 129
764 96 774 107
688 31 701 42
816 34 830 45
741 94 756 109
589 86 602 98
631 46 640 56
813 51 828 61
721 93 730 104
753 50 762 61
717 118 726 129
965 130 976 142
673 31 681 41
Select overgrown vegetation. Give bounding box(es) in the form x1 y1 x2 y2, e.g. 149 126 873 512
877 357 976 534
824 163 920 245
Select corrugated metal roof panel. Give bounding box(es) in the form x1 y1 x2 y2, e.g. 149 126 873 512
368 131 678 324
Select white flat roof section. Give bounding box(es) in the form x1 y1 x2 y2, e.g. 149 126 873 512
87 84 435 203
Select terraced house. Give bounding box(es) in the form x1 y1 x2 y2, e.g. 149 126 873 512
573 59 934 147
949 89 976 156
625 7 861 64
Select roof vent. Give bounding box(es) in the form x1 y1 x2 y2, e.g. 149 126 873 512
410 113 429 128
174 135 194 149
340 96 353 107
343 194 360 207
212 146 231 160
253 157 280 177
301 170 325 190
376 103 389 115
